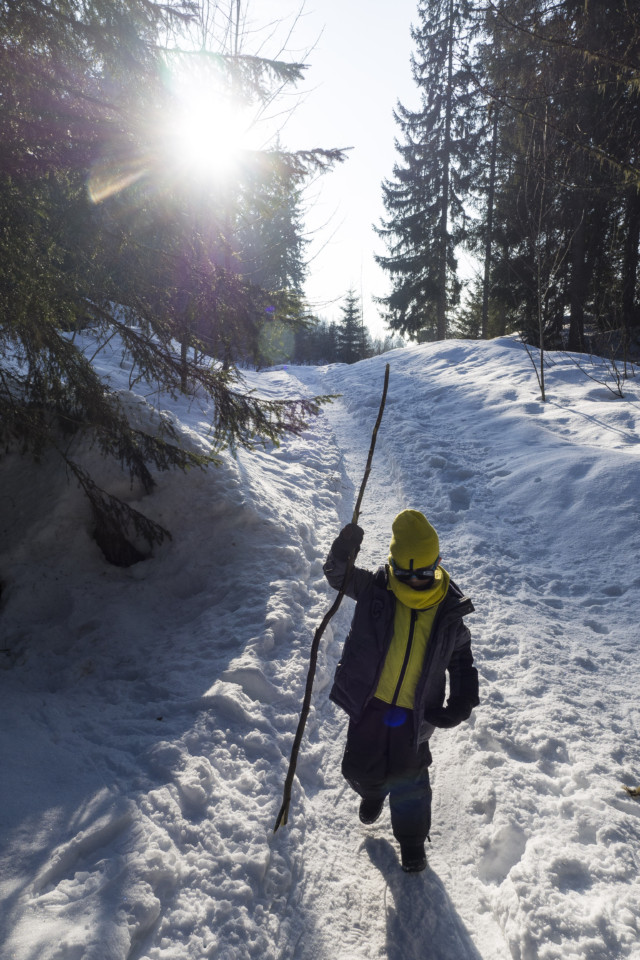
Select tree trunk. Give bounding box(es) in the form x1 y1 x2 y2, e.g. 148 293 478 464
567 207 586 352
437 0 455 341
622 187 640 343
482 107 499 340
180 335 189 393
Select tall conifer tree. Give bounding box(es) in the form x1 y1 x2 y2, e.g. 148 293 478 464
476 0 640 353
0 0 345 559
376 0 478 341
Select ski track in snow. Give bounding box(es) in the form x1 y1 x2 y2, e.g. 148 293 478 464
1 336 640 959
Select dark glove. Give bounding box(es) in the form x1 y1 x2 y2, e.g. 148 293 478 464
330 522 364 561
424 696 473 729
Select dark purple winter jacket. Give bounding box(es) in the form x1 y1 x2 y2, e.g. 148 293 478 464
323 547 479 747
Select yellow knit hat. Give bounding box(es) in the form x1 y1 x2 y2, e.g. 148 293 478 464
389 509 440 569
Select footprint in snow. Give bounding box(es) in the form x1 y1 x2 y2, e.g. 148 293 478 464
175 756 218 815
477 823 527 885
469 789 497 824
448 485 471 511
601 584 626 597
572 655 598 672
541 597 563 610
549 856 593 893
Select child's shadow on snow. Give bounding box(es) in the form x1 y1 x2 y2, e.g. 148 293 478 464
364 837 483 960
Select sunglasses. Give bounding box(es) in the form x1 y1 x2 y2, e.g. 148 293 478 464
390 556 441 581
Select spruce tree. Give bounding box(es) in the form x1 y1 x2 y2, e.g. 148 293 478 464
376 0 479 341
477 1 640 354
0 0 345 562
336 291 367 364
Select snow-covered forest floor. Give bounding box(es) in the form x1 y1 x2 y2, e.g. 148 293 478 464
1 337 640 960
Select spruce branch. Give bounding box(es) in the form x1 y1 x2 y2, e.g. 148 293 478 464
63 456 172 562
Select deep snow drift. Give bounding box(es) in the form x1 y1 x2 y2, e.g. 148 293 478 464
1 336 639 960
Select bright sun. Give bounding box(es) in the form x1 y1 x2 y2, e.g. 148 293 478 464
164 67 254 183
87 59 258 204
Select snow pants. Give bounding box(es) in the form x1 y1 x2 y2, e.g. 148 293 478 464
341 698 432 847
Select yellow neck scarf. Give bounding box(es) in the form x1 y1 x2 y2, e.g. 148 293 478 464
387 565 450 610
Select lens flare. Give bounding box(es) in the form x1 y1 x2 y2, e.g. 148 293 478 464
87 156 149 204
384 706 408 728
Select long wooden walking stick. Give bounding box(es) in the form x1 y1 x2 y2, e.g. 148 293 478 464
274 363 390 832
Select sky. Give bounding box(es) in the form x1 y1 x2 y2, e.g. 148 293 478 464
2 330 640 958
251 0 424 337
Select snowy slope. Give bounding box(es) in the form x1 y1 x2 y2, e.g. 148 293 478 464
1 337 639 960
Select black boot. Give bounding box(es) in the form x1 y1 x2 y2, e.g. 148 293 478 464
400 843 427 873
359 796 385 825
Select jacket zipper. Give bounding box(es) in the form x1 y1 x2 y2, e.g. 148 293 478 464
391 609 417 707
413 600 463 741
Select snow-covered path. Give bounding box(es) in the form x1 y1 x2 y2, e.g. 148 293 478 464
288 343 640 960
1 338 640 960
278 358 512 960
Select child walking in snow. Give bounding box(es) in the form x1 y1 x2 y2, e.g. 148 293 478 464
323 509 479 873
